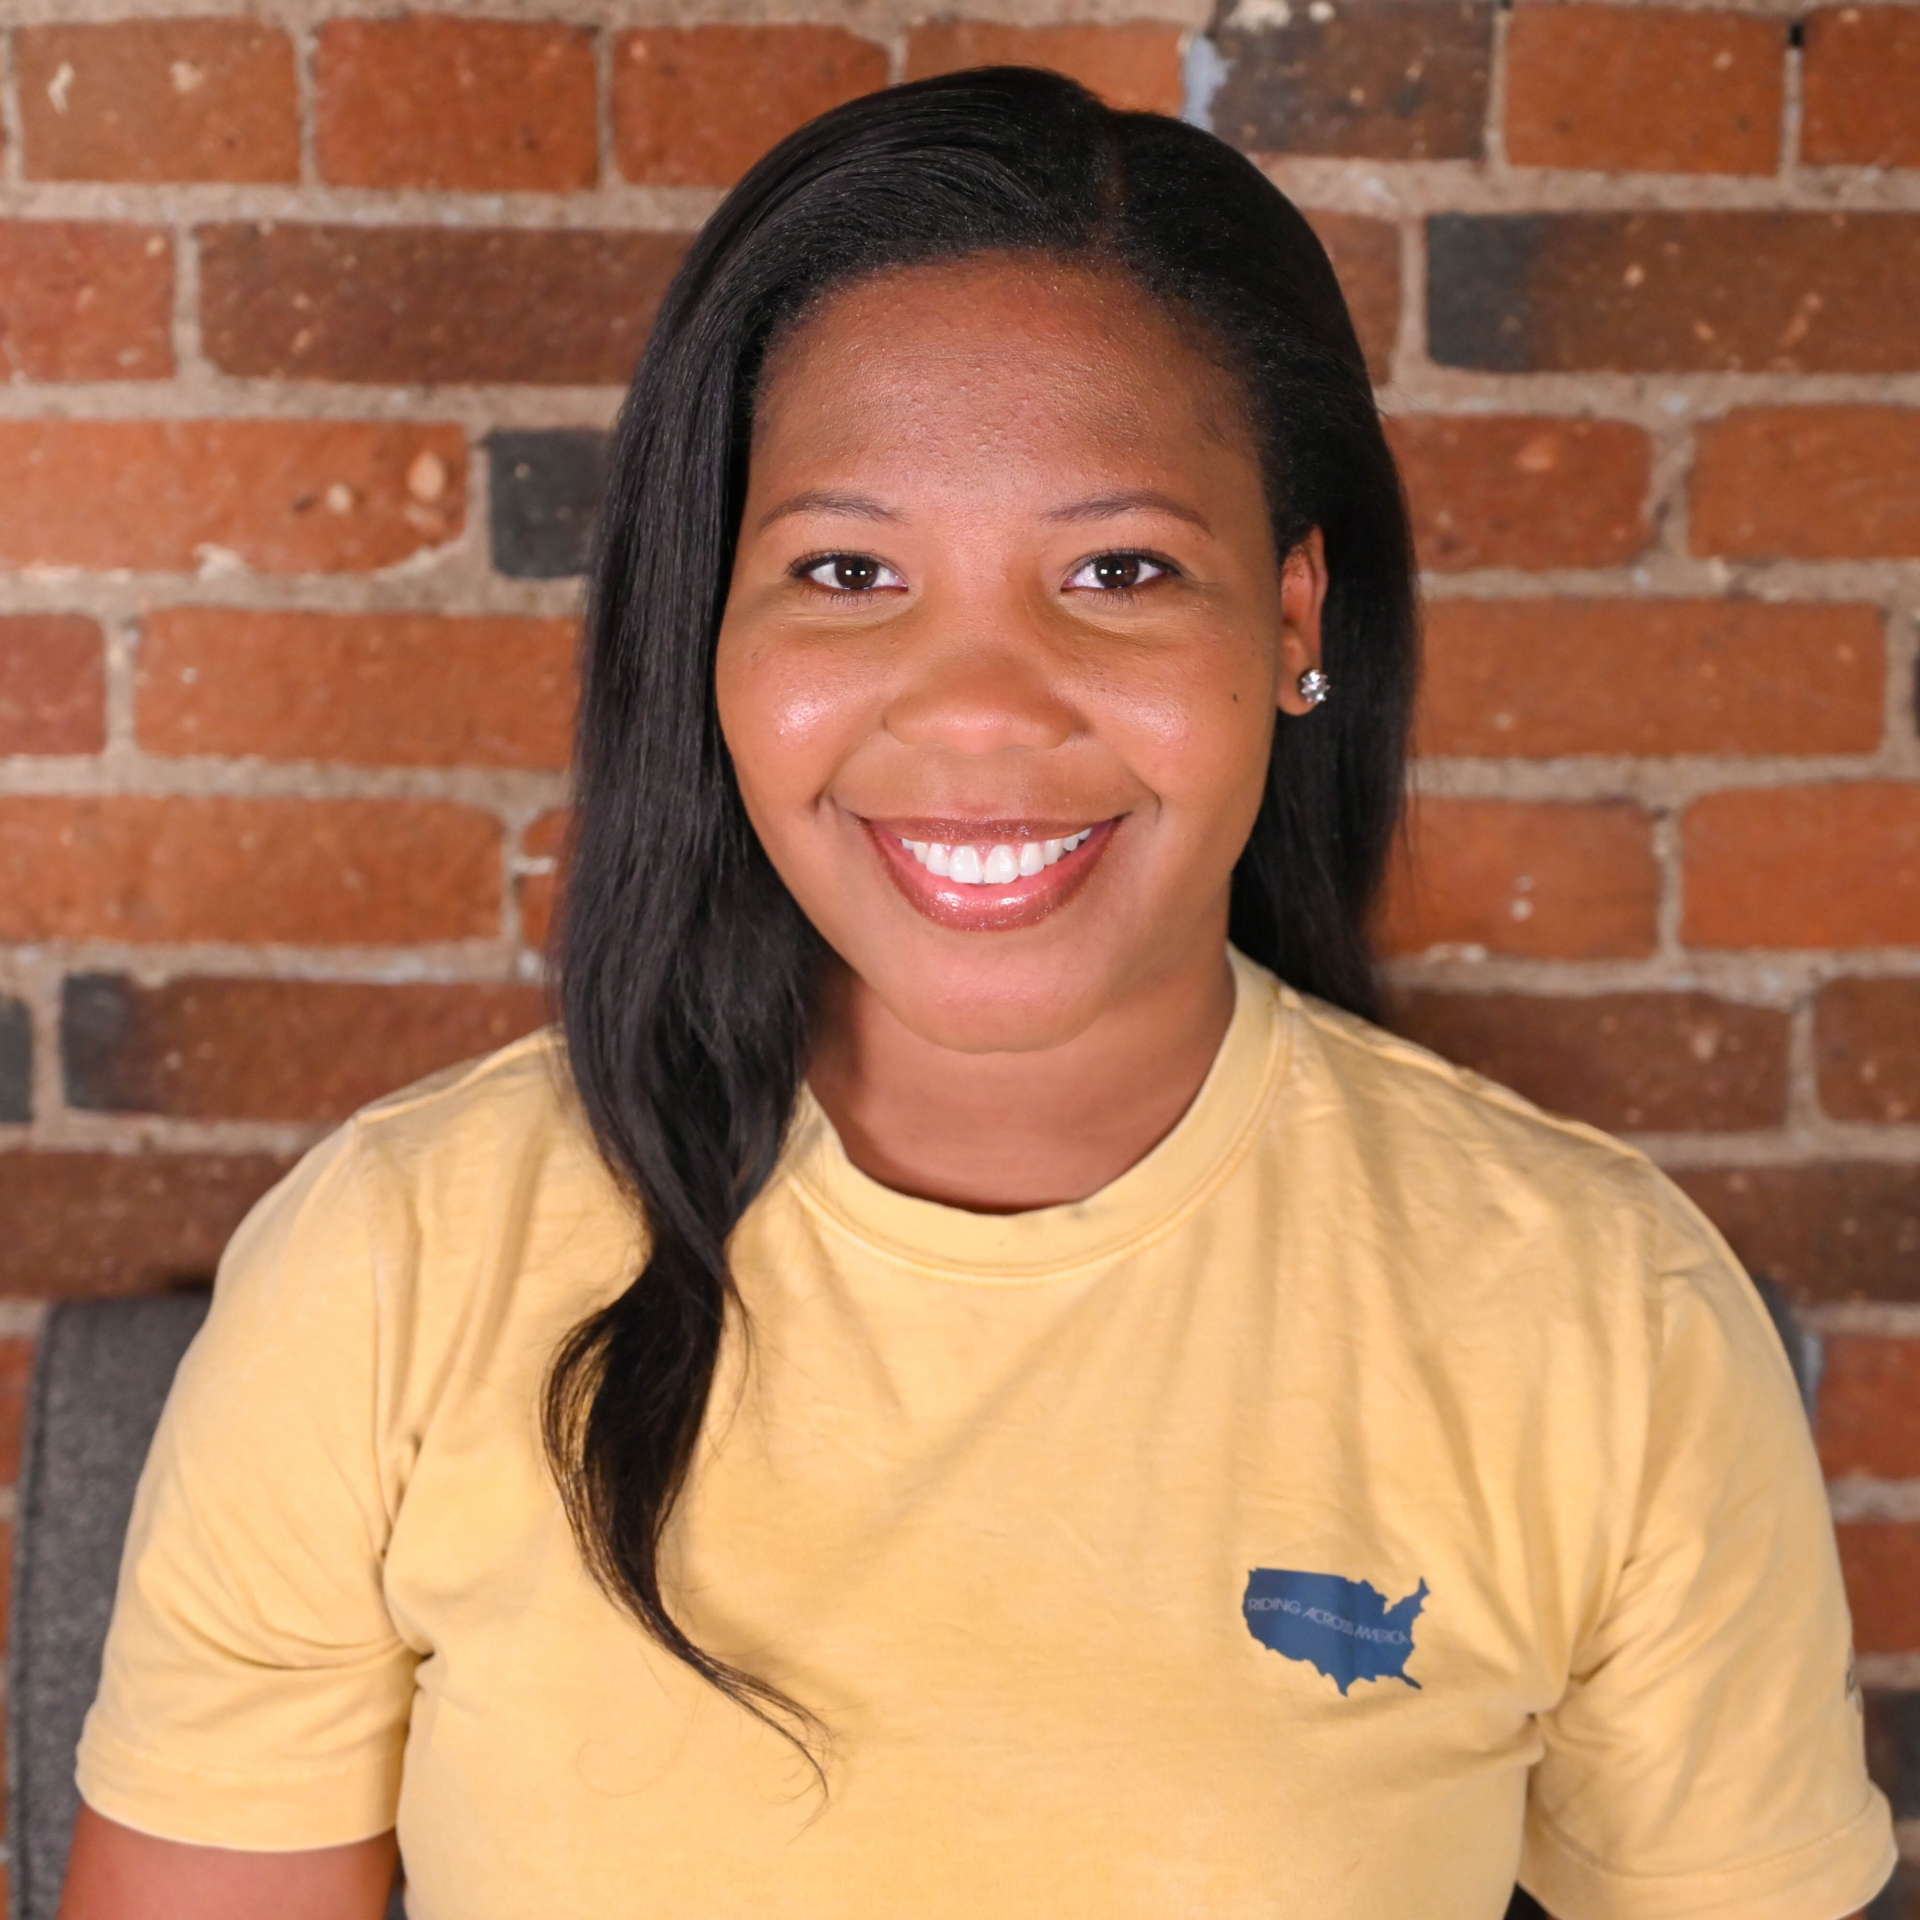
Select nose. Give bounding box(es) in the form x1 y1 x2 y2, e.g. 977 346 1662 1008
882 626 1079 755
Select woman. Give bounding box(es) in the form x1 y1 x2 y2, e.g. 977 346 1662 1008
63 70 1890 1920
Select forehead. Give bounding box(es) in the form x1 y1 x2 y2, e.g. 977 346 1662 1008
749 254 1251 484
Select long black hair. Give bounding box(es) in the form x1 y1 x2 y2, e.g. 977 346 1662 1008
547 67 1418 1746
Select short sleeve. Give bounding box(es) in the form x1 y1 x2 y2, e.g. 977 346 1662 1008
1522 1186 1896 1920
76 1122 418 1849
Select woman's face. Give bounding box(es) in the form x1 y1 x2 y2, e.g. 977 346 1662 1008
715 254 1326 1056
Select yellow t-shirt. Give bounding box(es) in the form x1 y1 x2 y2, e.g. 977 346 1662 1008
80 952 1893 1920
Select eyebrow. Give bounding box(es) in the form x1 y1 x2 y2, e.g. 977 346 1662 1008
756 489 903 531
1043 491 1215 534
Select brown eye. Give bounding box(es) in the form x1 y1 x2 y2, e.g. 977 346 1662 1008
1067 551 1173 593
800 553 904 593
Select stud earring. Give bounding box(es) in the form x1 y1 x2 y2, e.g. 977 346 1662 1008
1297 668 1331 708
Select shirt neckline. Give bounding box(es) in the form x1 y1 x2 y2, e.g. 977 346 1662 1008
780 948 1289 1284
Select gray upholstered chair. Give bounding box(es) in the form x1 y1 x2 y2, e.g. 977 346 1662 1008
4 1293 402 1920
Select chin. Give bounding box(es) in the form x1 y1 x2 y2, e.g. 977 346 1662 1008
865 947 1120 1057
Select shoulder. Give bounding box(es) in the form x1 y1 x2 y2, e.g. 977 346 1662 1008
1280 983 1670 1212
1266 978 1757 1347
218 1028 635 1370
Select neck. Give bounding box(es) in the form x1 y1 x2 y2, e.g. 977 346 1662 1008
806 940 1238 1214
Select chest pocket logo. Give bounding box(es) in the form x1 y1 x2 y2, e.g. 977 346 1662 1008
1242 1569 1428 1694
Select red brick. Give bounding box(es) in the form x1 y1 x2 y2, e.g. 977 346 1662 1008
1378 797 1660 958
0 422 464 574
1685 784 1920 949
905 23 1184 114
1209 0 1492 161
137 609 576 769
1505 6 1784 175
0 223 172 380
1803 8 1920 168
1818 1335 1920 1479
1307 212 1401 387
62 977 547 1123
0 1339 34 1486
1673 1163 1920 1301
0 1151 290 1296
1693 409 1920 561
15 20 297 184
614 27 887 186
518 809 571 951
1386 989 1787 1131
1387 416 1651 571
1429 213 1920 375
200 225 688 388
0 615 105 755
0 797 500 946
1816 980 1920 1125
1838 1524 1920 1652
1419 599 1885 758
315 16 596 192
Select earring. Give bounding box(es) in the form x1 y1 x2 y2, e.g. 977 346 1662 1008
1297 668 1331 708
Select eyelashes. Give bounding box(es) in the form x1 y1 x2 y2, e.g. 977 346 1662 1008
789 549 1183 599
795 553 907 594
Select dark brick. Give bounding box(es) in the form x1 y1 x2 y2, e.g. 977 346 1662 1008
490 430 607 579
0 1151 292 1296
201 225 688 388
1867 1694 1920 1821
1429 212 1920 375
63 975 546 1123
1206 0 1492 161
1816 979 1920 1125
0 999 29 1125
1871 1860 1920 1920
1672 1164 1920 1301
1386 990 1788 1133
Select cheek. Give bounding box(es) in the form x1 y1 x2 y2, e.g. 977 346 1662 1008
1093 631 1278 810
715 634 866 814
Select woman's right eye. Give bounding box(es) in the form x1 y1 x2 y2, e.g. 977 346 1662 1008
797 553 906 594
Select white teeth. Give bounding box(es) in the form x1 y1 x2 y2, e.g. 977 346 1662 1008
898 827 1099 885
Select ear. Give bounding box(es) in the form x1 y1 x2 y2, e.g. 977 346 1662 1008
1274 528 1330 718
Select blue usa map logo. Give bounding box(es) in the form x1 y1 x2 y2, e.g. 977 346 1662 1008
1242 1568 1429 1694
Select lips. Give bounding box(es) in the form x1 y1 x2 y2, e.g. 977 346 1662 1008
861 816 1117 931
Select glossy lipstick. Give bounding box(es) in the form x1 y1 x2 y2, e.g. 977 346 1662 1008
862 816 1118 931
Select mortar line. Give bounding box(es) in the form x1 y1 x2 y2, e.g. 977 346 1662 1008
0 27 22 191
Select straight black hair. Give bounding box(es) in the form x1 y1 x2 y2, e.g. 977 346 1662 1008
547 67 1419 1748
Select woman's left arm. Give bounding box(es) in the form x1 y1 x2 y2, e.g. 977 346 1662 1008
1519 1184 1895 1917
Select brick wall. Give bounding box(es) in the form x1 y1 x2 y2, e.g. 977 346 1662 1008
1 0 1918 1902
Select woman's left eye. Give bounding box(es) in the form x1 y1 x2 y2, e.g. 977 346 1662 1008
1067 552 1173 593
799 554 906 593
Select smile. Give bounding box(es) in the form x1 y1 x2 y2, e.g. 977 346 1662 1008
897 830 1094 885
861 816 1116 931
